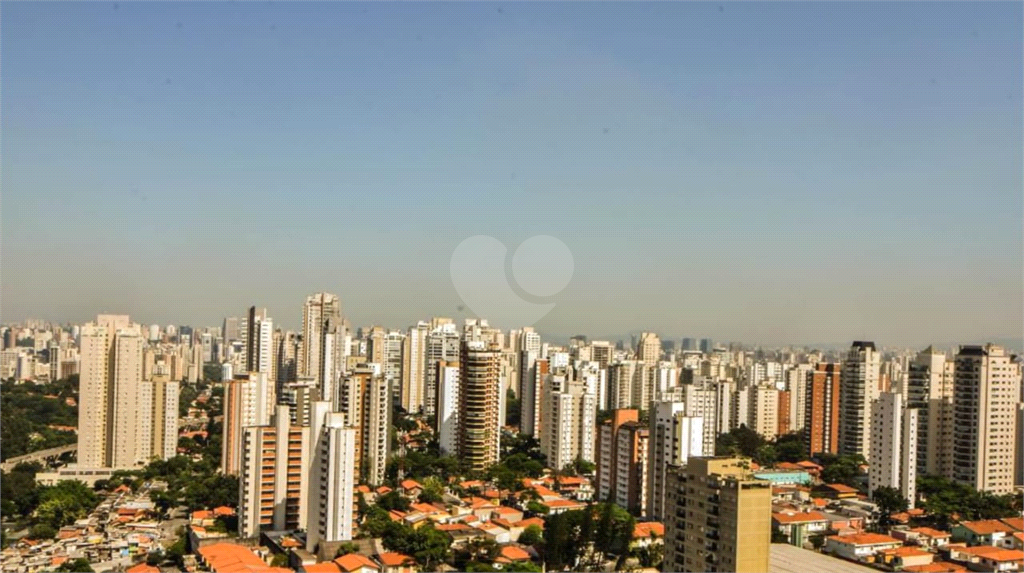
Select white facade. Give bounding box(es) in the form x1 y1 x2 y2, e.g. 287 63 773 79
869 392 918 508
540 379 597 471
839 341 882 461
307 411 357 552
436 363 460 455
647 400 704 519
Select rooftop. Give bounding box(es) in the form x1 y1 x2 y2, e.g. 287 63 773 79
828 533 901 546
769 543 876 573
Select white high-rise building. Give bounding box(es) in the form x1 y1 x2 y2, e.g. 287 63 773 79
539 377 597 472
608 360 641 410
521 356 548 437
306 408 357 553
436 361 460 455
78 315 155 469
402 321 429 414
839 341 882 461
337 367 390 486
299 292 343 394
906 347 955 477
245 307 274 380
952 345 1022 494
221 372 274 475
424 322 460 416
869 392 918 507
784 364 812 433
647 400 704 520
748 385 780 439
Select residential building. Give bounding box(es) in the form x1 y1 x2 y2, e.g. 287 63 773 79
458 341 502 472
299 292 344 396
663 457 772 572
840 342 881 461
596 409 647 513
337 366 390 486
306 408 357 555
869 392 918 507
636 332 661 366
906 347 955 476
435 361 460 455
952 345 1022 493
646 399 704 520
806 362 841 455
401 321 429 414
221 372 274 475
239 405 310 538
424 322 459 416
539 377 597 472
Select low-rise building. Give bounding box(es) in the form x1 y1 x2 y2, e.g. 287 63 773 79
772 510 829 547
823 533 902 562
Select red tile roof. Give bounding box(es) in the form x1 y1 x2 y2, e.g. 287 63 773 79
828 533 901 546
773 511 828 524
334 553 382 572
903 563 967 573
959 519 1016 536
127 565 161 573
496 546 532 562
633 522 665 538
198 542 292 573
377 552 414 567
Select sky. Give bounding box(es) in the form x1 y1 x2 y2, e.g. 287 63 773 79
2 1 1022 348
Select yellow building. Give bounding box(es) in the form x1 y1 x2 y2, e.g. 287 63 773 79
663 457 772 573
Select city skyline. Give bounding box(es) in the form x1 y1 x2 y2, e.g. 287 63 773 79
3 2 1022 346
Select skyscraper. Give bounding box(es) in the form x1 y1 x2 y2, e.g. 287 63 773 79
401 321 429 414
699 338 714 354
78 315 150 469
521 357 549 437
869 392 918 507
647 400 704 520
299 292 343 395
636 332 661 366
663 457 772 573
221 372 274 475
458 341 502 472
245 306 274 381
952 345 1022 494
424 322 460 417
435 361 460 455
337 366 390 486
805 363 841 456
596 409 647 515
239 405 310 538
905 347 954 476
539 375 597 472
839 341 881 461
305 406 357 555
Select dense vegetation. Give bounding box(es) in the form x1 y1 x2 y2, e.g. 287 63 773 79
915 475 1022 528
1 377 79 461
0 462 99 541
714 426 807 466
542 502 636 571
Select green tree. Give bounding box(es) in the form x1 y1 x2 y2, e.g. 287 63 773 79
334 542 361 558
519 524 543 547
378 490 411 512
270 553 289 567
810 534 825 550
506 388 521 428
872 486 909 529
418 476 445 504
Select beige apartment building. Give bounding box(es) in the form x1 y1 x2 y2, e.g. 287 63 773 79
458 341 502 472
663 457 772 573
952 344 1022 494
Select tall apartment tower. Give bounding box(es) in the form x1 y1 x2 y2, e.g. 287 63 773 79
839 341 881 461
806 363 841 455
590 340 613 369
539 377 597 472
906 347 955 476
952 345 1022 494
663 457 772 573
435 361 461 455
401 321 429 414
521 358 550 438
596 409 648 515
748 385 779 439
784 363 812 433
647 400 704 520
305 408 357 555
337 367 390 486
221 372 274 475
424 322 460 416
299 292 343 394
458 341 502 472
245 307 275 382
869 392 918 507
239 405 311 538
78 315 152 469
636 332 661 366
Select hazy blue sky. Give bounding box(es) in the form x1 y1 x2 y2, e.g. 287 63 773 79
2 1 1021 347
